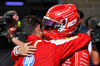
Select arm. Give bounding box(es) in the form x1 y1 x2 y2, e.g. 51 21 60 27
8 29 25 45
11 45 20 61
54 34 91 59
11 42 37 61
91 44 100 65
87 29 100 65
11 37 25 45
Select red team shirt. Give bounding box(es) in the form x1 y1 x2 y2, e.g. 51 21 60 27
11 33 91 66
60 48 90 66
60 37 91 66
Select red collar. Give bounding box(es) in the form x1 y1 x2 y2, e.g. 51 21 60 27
27 35 41 42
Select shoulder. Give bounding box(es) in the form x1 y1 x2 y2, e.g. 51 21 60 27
78 33 90 37
77 33 91 41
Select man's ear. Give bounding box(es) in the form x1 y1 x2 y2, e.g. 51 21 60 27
36 24 41 31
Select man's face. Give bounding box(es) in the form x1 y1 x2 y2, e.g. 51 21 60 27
13 14 18 22
8 23 17 32
8 14 18 32
78 14 83 24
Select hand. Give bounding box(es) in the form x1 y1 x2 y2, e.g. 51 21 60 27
18 42 37 56
87 29 93 36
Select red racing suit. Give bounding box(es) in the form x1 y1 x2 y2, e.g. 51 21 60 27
60 48 90 66
11 33 91 66
60 35 91 66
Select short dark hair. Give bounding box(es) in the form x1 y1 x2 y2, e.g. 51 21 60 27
85 17 93 26
21 15 42 37
85 17 98 28
77 10 84 19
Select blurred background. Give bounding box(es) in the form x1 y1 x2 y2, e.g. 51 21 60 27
0 0 58 20
0 0 100 23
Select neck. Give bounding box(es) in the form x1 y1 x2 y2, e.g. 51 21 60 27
33 31 42 38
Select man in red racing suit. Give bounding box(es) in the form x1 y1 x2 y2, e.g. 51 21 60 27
11 33 91 66
42 3 91 66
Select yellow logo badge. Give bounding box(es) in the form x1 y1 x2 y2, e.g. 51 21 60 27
46 14 49 17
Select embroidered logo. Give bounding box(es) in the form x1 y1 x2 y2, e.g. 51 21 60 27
23 54 35 66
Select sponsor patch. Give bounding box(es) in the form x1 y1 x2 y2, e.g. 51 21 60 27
23 54 35 66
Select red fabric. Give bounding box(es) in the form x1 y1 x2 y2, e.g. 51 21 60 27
60 33 90 66
11 33 91 66
61 48 90 66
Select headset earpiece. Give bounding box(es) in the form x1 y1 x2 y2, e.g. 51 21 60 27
17 21 21 28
